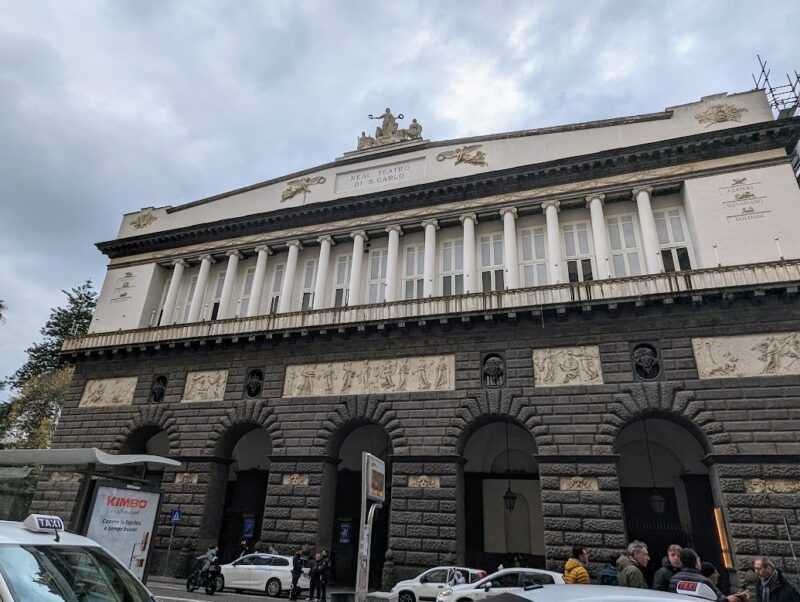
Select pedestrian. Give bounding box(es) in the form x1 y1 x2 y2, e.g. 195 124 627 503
597 553 620 586
755 557 800 602
702 562 721 585
239 539 250 558
564 546 591 584
617 541 650 588
453 569 466 585
290 548 305 601
668 548 749 602
319 549 331 602
653 544 683 591
309 551 321 601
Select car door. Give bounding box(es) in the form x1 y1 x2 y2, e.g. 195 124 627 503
418 568 450 601
481 572 520 599
226 556 255 588
249 555 272 590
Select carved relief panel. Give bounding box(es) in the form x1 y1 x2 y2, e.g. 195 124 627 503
283 355 454 397
182 370 228 402
533 346 603 386
79 377 138 408
693 332 800 379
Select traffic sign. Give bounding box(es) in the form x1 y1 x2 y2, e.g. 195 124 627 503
169 508 182 525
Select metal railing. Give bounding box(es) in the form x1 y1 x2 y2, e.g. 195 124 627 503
63 259 800 352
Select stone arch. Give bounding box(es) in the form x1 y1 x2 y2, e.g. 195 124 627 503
600 381 737 454
205 399 284 457
316 397 407 455
445 389 553 455
113 405 180 455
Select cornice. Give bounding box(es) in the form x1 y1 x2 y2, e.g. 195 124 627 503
97 118 800 259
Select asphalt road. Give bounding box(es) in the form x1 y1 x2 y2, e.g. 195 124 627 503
150 582 282 602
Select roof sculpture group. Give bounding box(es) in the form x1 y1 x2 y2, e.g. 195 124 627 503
357 108 422 150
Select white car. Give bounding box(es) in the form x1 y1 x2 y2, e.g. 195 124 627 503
220 552 310 596
392 566 488 602
472 580 718 601
0 514 159 601
437 568 565 602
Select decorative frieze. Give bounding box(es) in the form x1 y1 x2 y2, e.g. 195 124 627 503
282 473 310 486
79 377 138 407
283 355 454 397
436 144 488 167
408 475 441 489
694 103 748 127
559 476 599 491
744 478 800 494
692 332 800 379
129 210 157 229
50 472 82 482
174 473 199 485
182 370 228 402
533 346 602 386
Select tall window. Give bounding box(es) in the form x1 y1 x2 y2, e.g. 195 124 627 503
607 215 642 277
334 255 352 307
519 227 548 287
480 234 504 292
238 267 256 317
181 276 198 323
269 264 285 313
209 271 226 320
155 278 170 326
300 260 317 310
441 239 464 296
367 249 388 303
562 222 594 283
654 208 692 272
403 244 425 300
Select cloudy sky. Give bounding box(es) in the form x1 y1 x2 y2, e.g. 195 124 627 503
0 0 798 397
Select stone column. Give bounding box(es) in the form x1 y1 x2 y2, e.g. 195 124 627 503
385 226 403 302
247 245 271 318
500 207 520 289
278 240 302 313
160 259 187 326
348 231 368 306
460 214 477 293
217 250 242 319
422 219 439 298
586 194 610 279
542 201 562 284
313 235 335 310
633 186 661 274
187 254 214 323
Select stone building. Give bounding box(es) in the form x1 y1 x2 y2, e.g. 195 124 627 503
34 93 800 586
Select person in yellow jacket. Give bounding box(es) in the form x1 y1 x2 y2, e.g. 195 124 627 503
564 547 591 584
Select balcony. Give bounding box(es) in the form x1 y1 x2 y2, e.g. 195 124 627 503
63 260 800 353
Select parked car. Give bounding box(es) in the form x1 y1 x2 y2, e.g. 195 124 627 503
219 552 310 596
436 568 565 602
392 566 488 602
469 580 719 601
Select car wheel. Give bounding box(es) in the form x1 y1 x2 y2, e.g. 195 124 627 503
215 575 225 592
398 591 416 602
267 578 282 597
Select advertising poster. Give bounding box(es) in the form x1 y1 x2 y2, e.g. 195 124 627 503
365 453 385 503
84 484 161 579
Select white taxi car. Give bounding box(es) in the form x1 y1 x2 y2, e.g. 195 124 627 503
0 514 159 601
469 580 719 601
219 552 310 596
437 568 564 602
392 566 487 602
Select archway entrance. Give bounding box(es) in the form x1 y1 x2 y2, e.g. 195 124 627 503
330 424 391 588
615 417 723 585
216 426 272 563
118 426 170 487
461 419 545 571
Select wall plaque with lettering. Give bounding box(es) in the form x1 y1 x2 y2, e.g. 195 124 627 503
718 176 771 223
334 158 425 193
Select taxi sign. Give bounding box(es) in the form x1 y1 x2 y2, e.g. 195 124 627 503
677 581 700 592
23 514 64 532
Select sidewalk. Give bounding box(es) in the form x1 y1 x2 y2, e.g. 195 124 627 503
147 574 357 595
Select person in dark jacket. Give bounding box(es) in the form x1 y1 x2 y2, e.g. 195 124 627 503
318 549 331 602
617 541 649 588
756 557 800 602
669 548 748 602
290 548 305 601
653 544 683 591
308 551 321 601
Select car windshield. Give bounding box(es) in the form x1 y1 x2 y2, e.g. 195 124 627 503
0 544 152 602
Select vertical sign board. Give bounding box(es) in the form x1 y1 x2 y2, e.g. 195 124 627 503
84 483 161 580
355 453 385 602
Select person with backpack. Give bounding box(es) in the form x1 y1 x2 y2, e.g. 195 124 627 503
597 553 620 586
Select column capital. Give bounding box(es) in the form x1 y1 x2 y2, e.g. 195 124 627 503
632 185 654 198
499 207 518 218
421 219 440 230
459 213 478 224
286 239 303 250
197 253 216 263
585 193 606 207
385 225 404 235
172 258 189 268
317 235 336 246
541 200 561 212
225 249 243 259
255 244 272 255
349 230 368 241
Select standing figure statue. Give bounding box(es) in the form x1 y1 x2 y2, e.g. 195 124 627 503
370 107 404 144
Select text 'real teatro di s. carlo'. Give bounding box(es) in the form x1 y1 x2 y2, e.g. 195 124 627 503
33 91 800 587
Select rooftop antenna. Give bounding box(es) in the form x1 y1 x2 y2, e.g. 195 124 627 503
752 54 800 119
